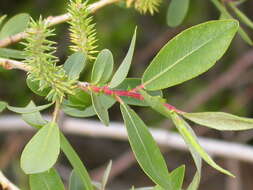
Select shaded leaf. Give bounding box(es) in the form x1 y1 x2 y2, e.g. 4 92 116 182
64 52 86 80
183 112 253 131
63 95 115 118
21 122 60 174
7 101 53 114
69 170 85 190
29 168 65 190
91 92 109 126
0 13 30 40
21 101 47 128
91 49 114 85
26 76 51 97
142 20 239 90
0 48 25 59
167 0 190 27
120 103 172 189
109 28 137 88
67 89 91 109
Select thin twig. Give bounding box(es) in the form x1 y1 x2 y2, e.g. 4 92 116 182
0 0 120 48
0 171 20 190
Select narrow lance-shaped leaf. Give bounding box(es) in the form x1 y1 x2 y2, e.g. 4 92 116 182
21 122 60 174
91 92 110 126
167 0 190 27
0 15 6 28
26 76 51 97
109 27 137 88
29 168 65 190
171 113 234 177
183 112 253 131
91 49 114 85
140 91 202 190
142 19 239 90
120 102 172 189
63 52 86 80
7 101 53 114
0 13 30 40
60 133 94 190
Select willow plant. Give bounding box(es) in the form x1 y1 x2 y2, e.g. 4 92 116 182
0 0 253 190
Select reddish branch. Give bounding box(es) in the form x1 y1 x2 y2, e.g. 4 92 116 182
79 83 185 114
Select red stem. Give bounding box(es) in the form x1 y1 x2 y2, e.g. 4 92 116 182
81 84 184 114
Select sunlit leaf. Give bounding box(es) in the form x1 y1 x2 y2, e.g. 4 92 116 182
142 20 238 90
183 112 253 131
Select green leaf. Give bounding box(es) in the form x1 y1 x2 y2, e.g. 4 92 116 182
109 28 137 88
63 95 115 118
229 2 253 29
67 89 92 109
60 133 93 190
0 13 30 40
120 103 172 189
91 49 114 85
183 112 253 131
64 52 86 80
26 76 51 97
29 168 65 190
171 113 234 177
7 101 53 114
21 101 47 128
142 20 239 90
166 0 190 27
211 0 253 45
115 78 162 106
0 48 25 59
21 122 60 174
91 92 110 126
69 170 85 190
0 101 7 113
169 165 185 190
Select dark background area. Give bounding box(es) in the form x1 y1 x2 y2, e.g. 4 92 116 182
1 0 253 189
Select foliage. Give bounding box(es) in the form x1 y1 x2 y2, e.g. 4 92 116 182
1 0 253 190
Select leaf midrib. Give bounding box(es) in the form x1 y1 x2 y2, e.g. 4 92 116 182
143 30 227 87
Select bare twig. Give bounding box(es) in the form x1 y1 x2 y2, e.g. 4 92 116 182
0 0 120 48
